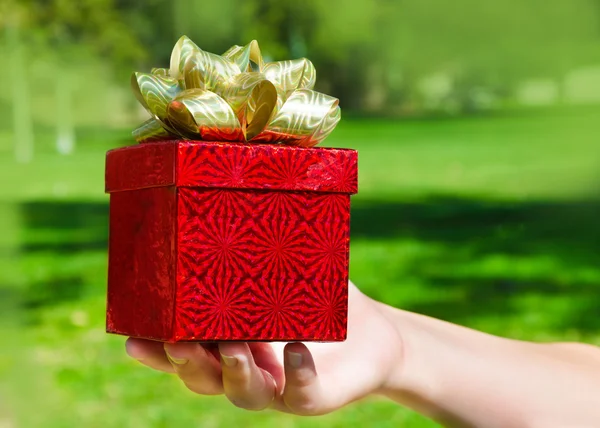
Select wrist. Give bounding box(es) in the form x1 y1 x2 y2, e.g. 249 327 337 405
372 303 440 407
372 302 518 424
367 300 415 397
350 288 407 399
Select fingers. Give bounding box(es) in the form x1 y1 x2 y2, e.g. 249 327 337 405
125 337 174 373
248 342 285 391
127 338 333 416
218 342 277 411
164 342 224 395
125 339 224 395
281 343 329 415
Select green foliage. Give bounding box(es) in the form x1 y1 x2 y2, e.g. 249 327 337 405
22 0 147 66
392 0 600 79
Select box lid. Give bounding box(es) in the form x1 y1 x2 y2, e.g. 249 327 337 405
105 141 358 194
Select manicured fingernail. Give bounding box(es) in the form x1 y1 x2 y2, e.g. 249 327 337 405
165 350 188 365
287 351 303 368
221 353 238 367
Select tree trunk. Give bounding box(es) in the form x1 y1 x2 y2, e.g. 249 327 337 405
7 22 34 163
55 72 75 155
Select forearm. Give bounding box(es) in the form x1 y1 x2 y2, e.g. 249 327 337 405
374 301 600 427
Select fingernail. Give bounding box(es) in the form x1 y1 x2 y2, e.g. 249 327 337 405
165 349 188 365
221 353 238 367
125 340 142 360
287 351 303 368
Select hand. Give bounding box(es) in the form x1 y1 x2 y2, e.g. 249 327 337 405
125 282 403 415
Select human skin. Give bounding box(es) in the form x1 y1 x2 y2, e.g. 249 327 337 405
125 282 600 427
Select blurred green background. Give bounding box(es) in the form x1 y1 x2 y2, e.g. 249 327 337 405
1 0 599 426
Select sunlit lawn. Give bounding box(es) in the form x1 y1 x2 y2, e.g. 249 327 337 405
1 108 599 427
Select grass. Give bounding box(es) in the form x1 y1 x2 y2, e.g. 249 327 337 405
1 107 599 427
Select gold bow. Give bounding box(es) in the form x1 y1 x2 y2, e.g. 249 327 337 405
131 36 341 147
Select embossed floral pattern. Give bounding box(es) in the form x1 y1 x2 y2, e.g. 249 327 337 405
178 212 255 278
176 185 350 340
176 274 252 340
304 279 348 340
250 216 306 278
249 277 307 339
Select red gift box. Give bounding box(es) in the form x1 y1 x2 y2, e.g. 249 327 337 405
105 140 358 342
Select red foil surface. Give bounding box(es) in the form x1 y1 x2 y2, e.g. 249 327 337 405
105 141 357 342
107 186 177 340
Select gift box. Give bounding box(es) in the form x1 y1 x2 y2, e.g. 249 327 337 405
105 36 358 342
105 141 357 341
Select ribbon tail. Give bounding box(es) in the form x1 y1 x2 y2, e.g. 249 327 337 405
133 118 178 143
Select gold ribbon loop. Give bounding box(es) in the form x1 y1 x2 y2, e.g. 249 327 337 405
308 99 342 147
151 68 170 77
218 72 277 139
169 36 201 80
253 89 340 147
131 72 182 136
222 40 264 73
263 59 316 100
183 48 240 92
132 36 340 146
167 89 244 142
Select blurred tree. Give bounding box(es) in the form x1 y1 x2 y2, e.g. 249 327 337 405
236 0 317 59
231 0 600 114
382 0 600 112
25 0 147 68
310 0 386 111
30 0 145 154
2 0 600 133
4 0 149 154
171 0 240 55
